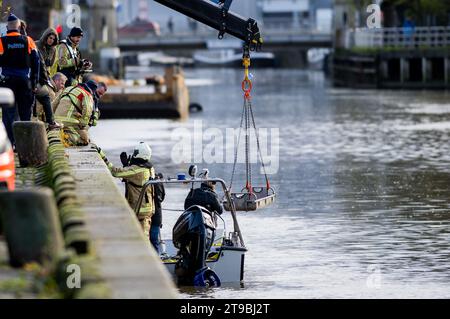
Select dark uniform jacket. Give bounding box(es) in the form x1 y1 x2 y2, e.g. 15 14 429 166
184 185 223 215
152 183 166 227
0 30 39 87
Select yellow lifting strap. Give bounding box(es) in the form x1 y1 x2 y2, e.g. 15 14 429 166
243 57 251 80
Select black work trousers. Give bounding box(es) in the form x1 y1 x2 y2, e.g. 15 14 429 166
1 76 34 145
35 90 54 124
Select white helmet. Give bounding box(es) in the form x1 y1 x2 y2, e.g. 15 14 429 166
133 142 152 161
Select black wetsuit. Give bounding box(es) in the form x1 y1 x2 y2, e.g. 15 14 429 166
184 185 223 215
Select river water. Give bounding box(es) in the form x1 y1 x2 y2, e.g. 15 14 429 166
90 68 450 299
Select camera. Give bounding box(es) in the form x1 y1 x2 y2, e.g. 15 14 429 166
77 59 93 75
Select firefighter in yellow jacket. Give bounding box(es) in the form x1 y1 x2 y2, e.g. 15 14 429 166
57 27 92 87
53 81 98 146
95 142 156 239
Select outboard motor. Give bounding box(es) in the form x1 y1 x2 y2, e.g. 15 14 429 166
173 205 221 287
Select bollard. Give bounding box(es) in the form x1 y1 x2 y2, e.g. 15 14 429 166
0 188 64 268
13 121 49 167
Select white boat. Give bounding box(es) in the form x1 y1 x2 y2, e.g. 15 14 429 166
307 48 331 70
194 49 276 68
134 167 247 286
161 225 247 284
137 51 194 67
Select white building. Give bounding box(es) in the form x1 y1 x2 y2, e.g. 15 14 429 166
117 0 260 31
116 0 331 33
258 0 310 29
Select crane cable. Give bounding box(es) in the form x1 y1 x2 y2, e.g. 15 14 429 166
229 48 271 195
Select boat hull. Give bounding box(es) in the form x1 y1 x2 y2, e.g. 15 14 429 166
193 50 276 68
194 58 276 68
97 66 190 120
99 98 184 119
162 239 247 284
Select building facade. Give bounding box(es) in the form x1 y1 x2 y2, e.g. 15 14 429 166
117 0 332 33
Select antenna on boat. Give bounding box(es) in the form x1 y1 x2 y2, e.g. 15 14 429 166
188 165 198 191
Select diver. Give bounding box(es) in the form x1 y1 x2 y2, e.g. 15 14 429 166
184 179 223 216
177 173 223 287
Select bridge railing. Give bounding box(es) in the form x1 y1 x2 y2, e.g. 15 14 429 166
119 28 332 46
345 26 450 49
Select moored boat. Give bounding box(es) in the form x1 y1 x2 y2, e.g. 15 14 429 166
134 167 247 287
194 49 276 68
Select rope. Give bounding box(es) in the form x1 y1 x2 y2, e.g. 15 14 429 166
245 98 252 192
249 100 271 189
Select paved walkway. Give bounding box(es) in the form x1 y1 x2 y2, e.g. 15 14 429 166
66 147 178 299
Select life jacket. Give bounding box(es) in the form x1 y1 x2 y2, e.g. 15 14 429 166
0 33 31 69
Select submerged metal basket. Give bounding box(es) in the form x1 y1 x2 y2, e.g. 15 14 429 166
224 187 276 212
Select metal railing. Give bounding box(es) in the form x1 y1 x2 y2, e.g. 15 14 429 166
346 26 450 49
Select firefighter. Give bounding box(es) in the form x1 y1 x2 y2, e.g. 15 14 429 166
53 80 98 146
95 142 156 239
57 27 92 87
50 73 69 110
78 81 108 143
89 81 107 128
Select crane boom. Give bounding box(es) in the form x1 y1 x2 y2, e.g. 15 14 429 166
154 0 263 51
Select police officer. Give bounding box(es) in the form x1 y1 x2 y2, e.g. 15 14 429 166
0 13 40 146
95 143 156 239
57 27 92 87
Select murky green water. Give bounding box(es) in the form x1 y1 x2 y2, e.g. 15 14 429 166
91 68 450 298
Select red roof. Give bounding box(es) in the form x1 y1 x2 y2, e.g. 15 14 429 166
118 18 160 36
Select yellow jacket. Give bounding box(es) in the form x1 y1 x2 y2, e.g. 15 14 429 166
107 163 156 218
53 85 94 128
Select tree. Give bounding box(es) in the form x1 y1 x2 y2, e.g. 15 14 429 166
24 0 60 39
385 0 450 26
0 0 13 20
0 0 60 38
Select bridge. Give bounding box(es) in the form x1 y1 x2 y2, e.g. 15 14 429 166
118 29 332 51
118 29 333 67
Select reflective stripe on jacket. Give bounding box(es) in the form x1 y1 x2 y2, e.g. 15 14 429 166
54 85 94 128
107 164 156 217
